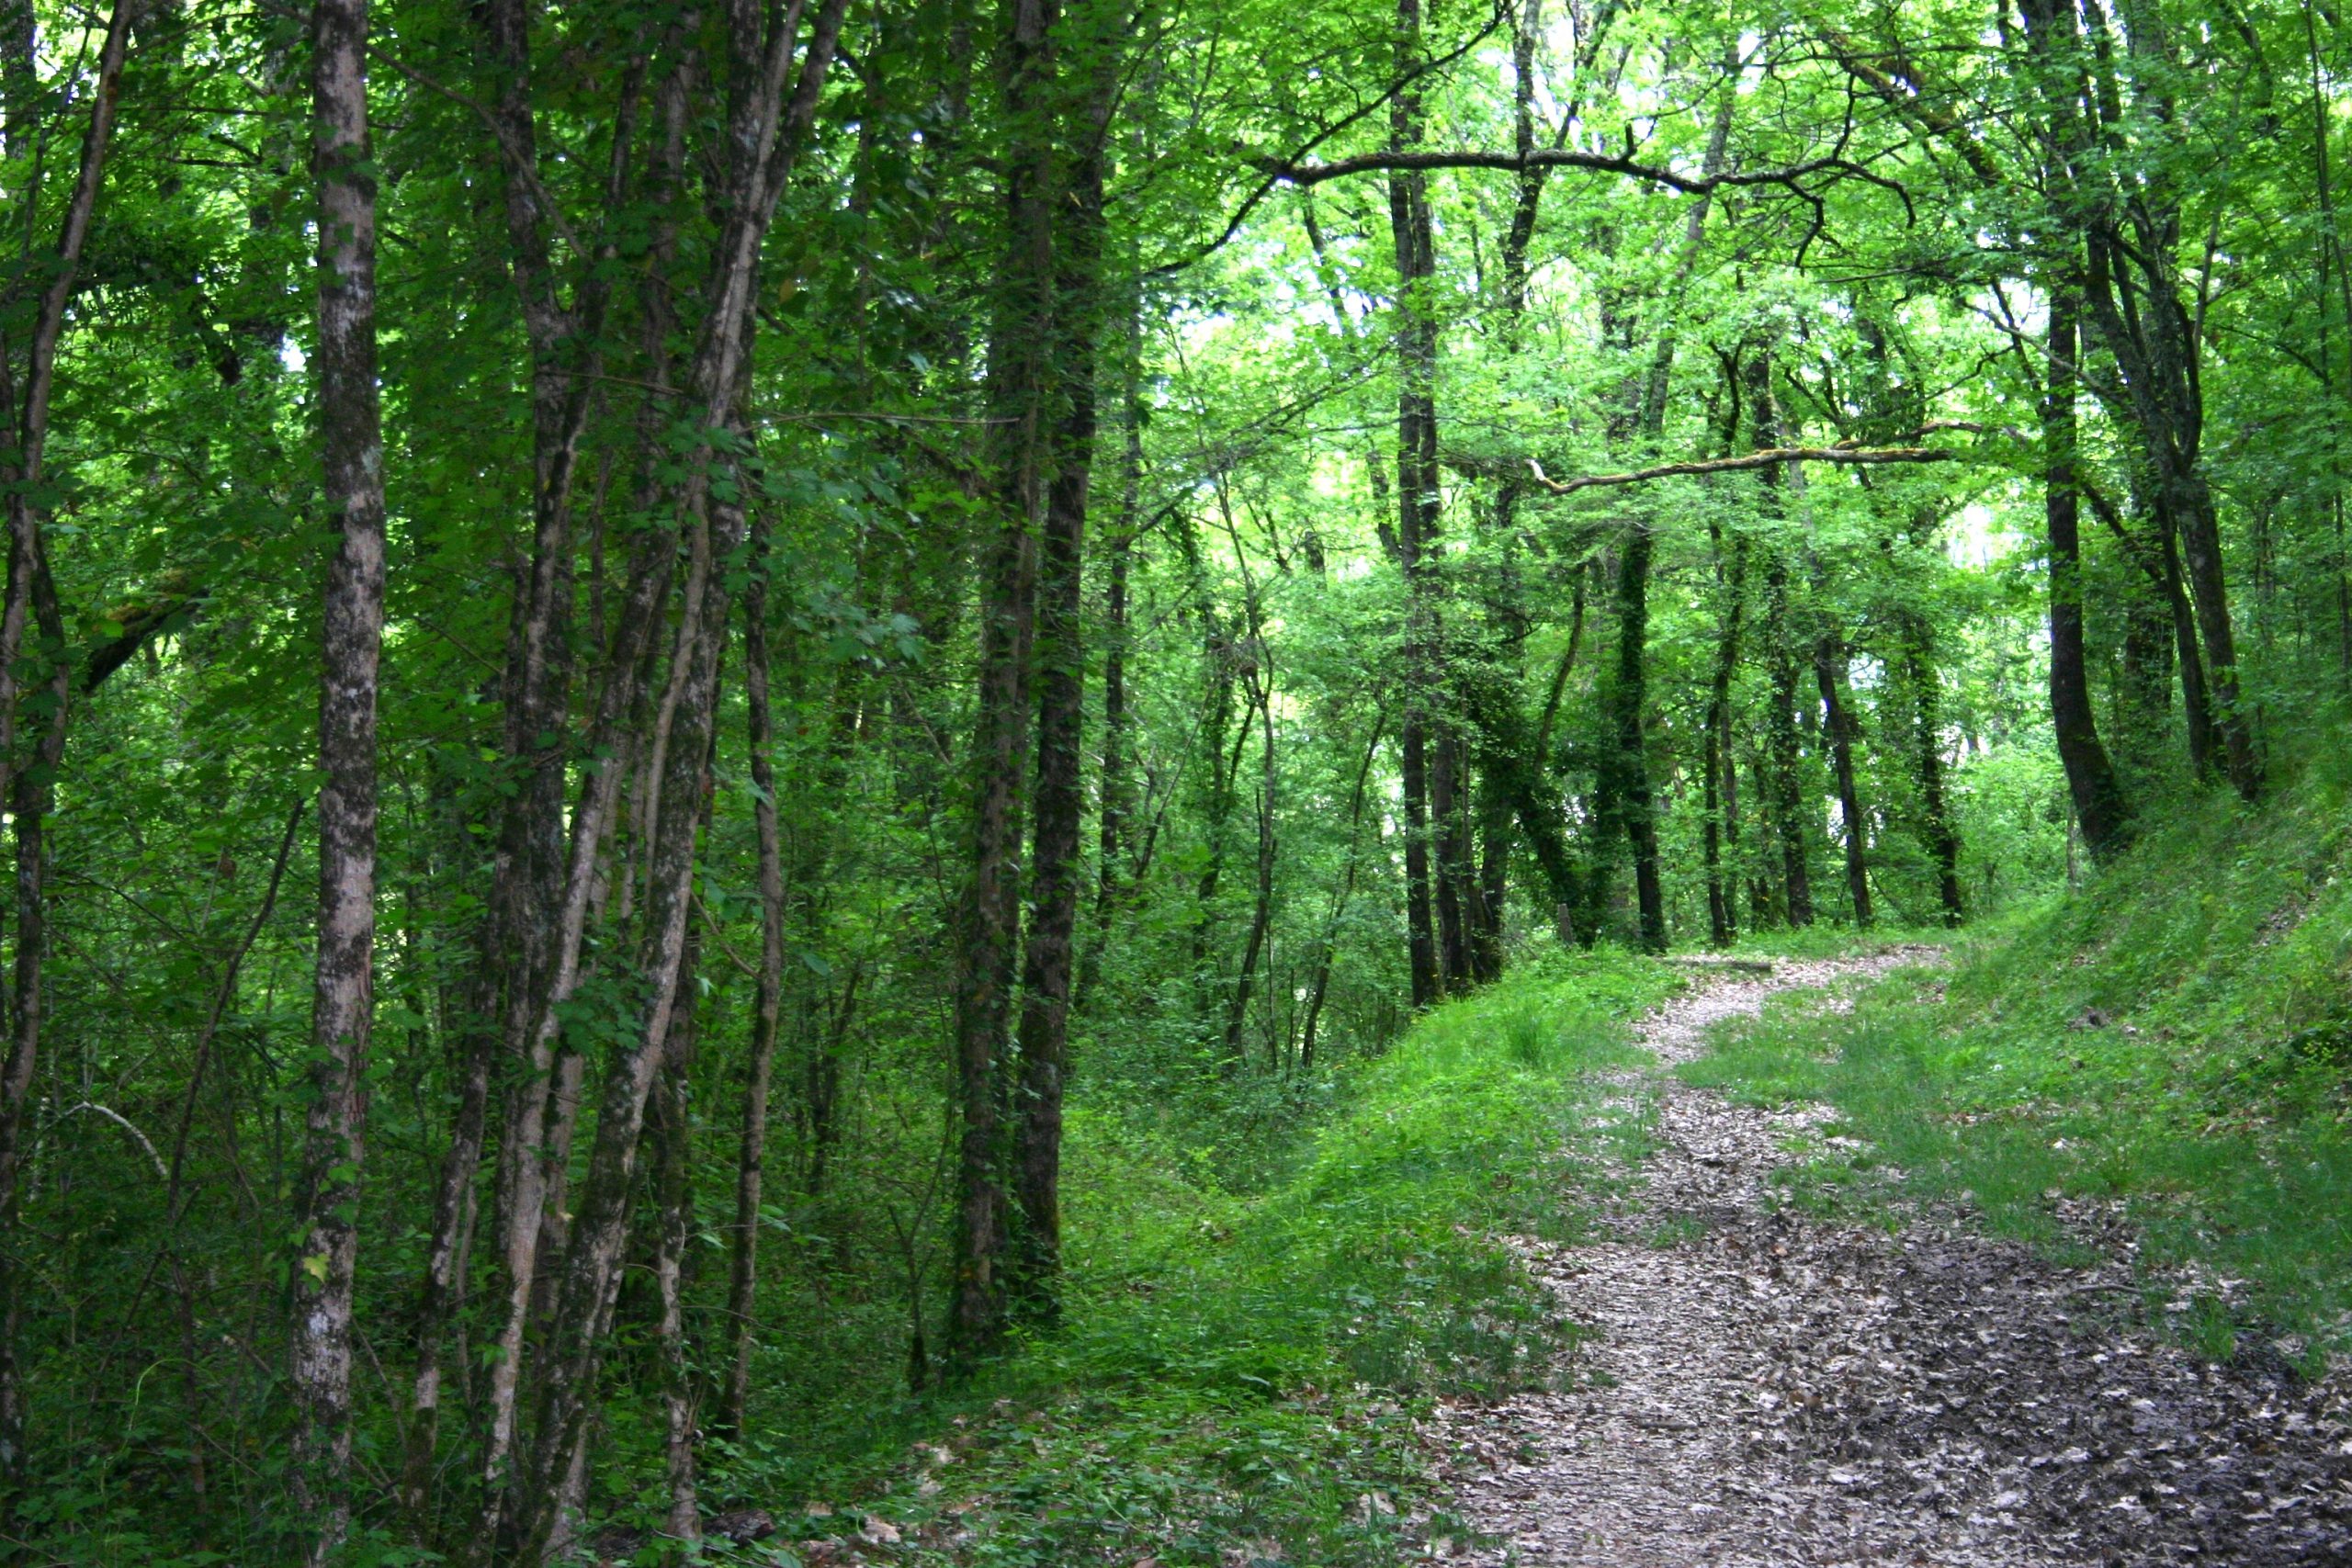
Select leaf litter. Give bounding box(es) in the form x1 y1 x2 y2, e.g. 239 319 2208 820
1428 952 2352 1566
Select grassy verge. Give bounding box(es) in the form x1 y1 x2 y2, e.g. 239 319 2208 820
703 949 1674 1567
1681 753 2352 1367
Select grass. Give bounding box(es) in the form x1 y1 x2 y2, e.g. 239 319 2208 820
696 948 1678 1567
1682 750 2352 1367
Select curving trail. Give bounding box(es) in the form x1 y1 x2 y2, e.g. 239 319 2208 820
1431 952 2352 1567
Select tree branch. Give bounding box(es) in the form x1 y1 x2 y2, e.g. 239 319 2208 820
1266 147 1916 222
1524 443 1962 494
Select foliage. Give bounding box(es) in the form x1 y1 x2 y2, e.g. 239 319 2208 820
0 0 2346 1560
655 948 1674 1568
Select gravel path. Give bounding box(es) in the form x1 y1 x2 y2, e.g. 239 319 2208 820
1430 951 2352 1566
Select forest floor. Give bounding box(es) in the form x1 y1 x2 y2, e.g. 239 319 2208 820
1430 951 2352 1567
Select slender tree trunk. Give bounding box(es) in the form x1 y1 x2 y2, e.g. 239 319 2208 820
2160 516 2218 779
0 0 132 1498
1609 526 1666 951
1763 566 1815 928
409 18 644 1511
1469 765 1510 982
1815 642 1872 925
1747 355 1814 927
1079 286 1144 1011
474 48 704 1524
949 0 1059 1371
509 6 846 1552
1223 669 1277 1058
1702 523 1747 947
1604 62 1729 956
1905 631 1964 924
1747 746 1778 928
2080 231 2258 796
718 512 789 1440
2045 288 2133 858
1430 728 1469 982
513 512 729 1564
651 911 707 1549
1010 34 1117 1314
1302 716 1385 1066
1390 0 1445 1006
288 2 387 1558
2302 0 2352 686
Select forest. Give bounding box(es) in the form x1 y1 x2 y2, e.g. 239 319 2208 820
0 0 2347 1561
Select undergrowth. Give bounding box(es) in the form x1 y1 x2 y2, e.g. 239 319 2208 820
1684 748 2352 1367
692 949 1674 1567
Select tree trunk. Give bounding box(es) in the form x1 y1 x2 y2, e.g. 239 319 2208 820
1431 727 1471 984
1609 526 1667 951
1815 641 1872 926
474 43 704 1522
508 6 846 1552
949 0 1060 1371
1079 285 1145 1012
1603 61 1731 956
288 1 387 1559
1302 716 1385 1066
410 13 645 1512
2044 288 2134 859
1904 630 1964 924
1010 30 1118 1314
1702 522 1747 947
1223 667 1278 1059
718 510 790 1440
1747 355 1814 928
651 922 705 1549
1469 765 1510 982
1390 0 1445 1008
0 0 132 1499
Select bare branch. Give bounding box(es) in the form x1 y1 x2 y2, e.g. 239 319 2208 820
1524 444 1962 494
1266 147 1917 223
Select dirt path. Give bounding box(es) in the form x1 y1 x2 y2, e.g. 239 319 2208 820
1431 952 2352 1567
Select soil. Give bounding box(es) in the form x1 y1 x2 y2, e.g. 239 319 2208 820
1430 951 2352 1566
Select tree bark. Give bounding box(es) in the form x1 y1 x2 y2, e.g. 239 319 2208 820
2044 288 2134 859
1747 355 1815 928
508 5 846 1554
1079 283 1145 1012
1390 0 1444 1006
474 46 703 1526
1608 526 1666 951
1302 716 1385 1066
1814 639 1872 926
1223 663 1277 1060
1606 74 1730 955
288 1 387 1559
1903 629 1964 924
718 509 790 1440
949 0 1060 1371
651 874 708 1550
406 15 649 1523
0 0 133 1499
1701 521 1747 947
1010 20 1119 1315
